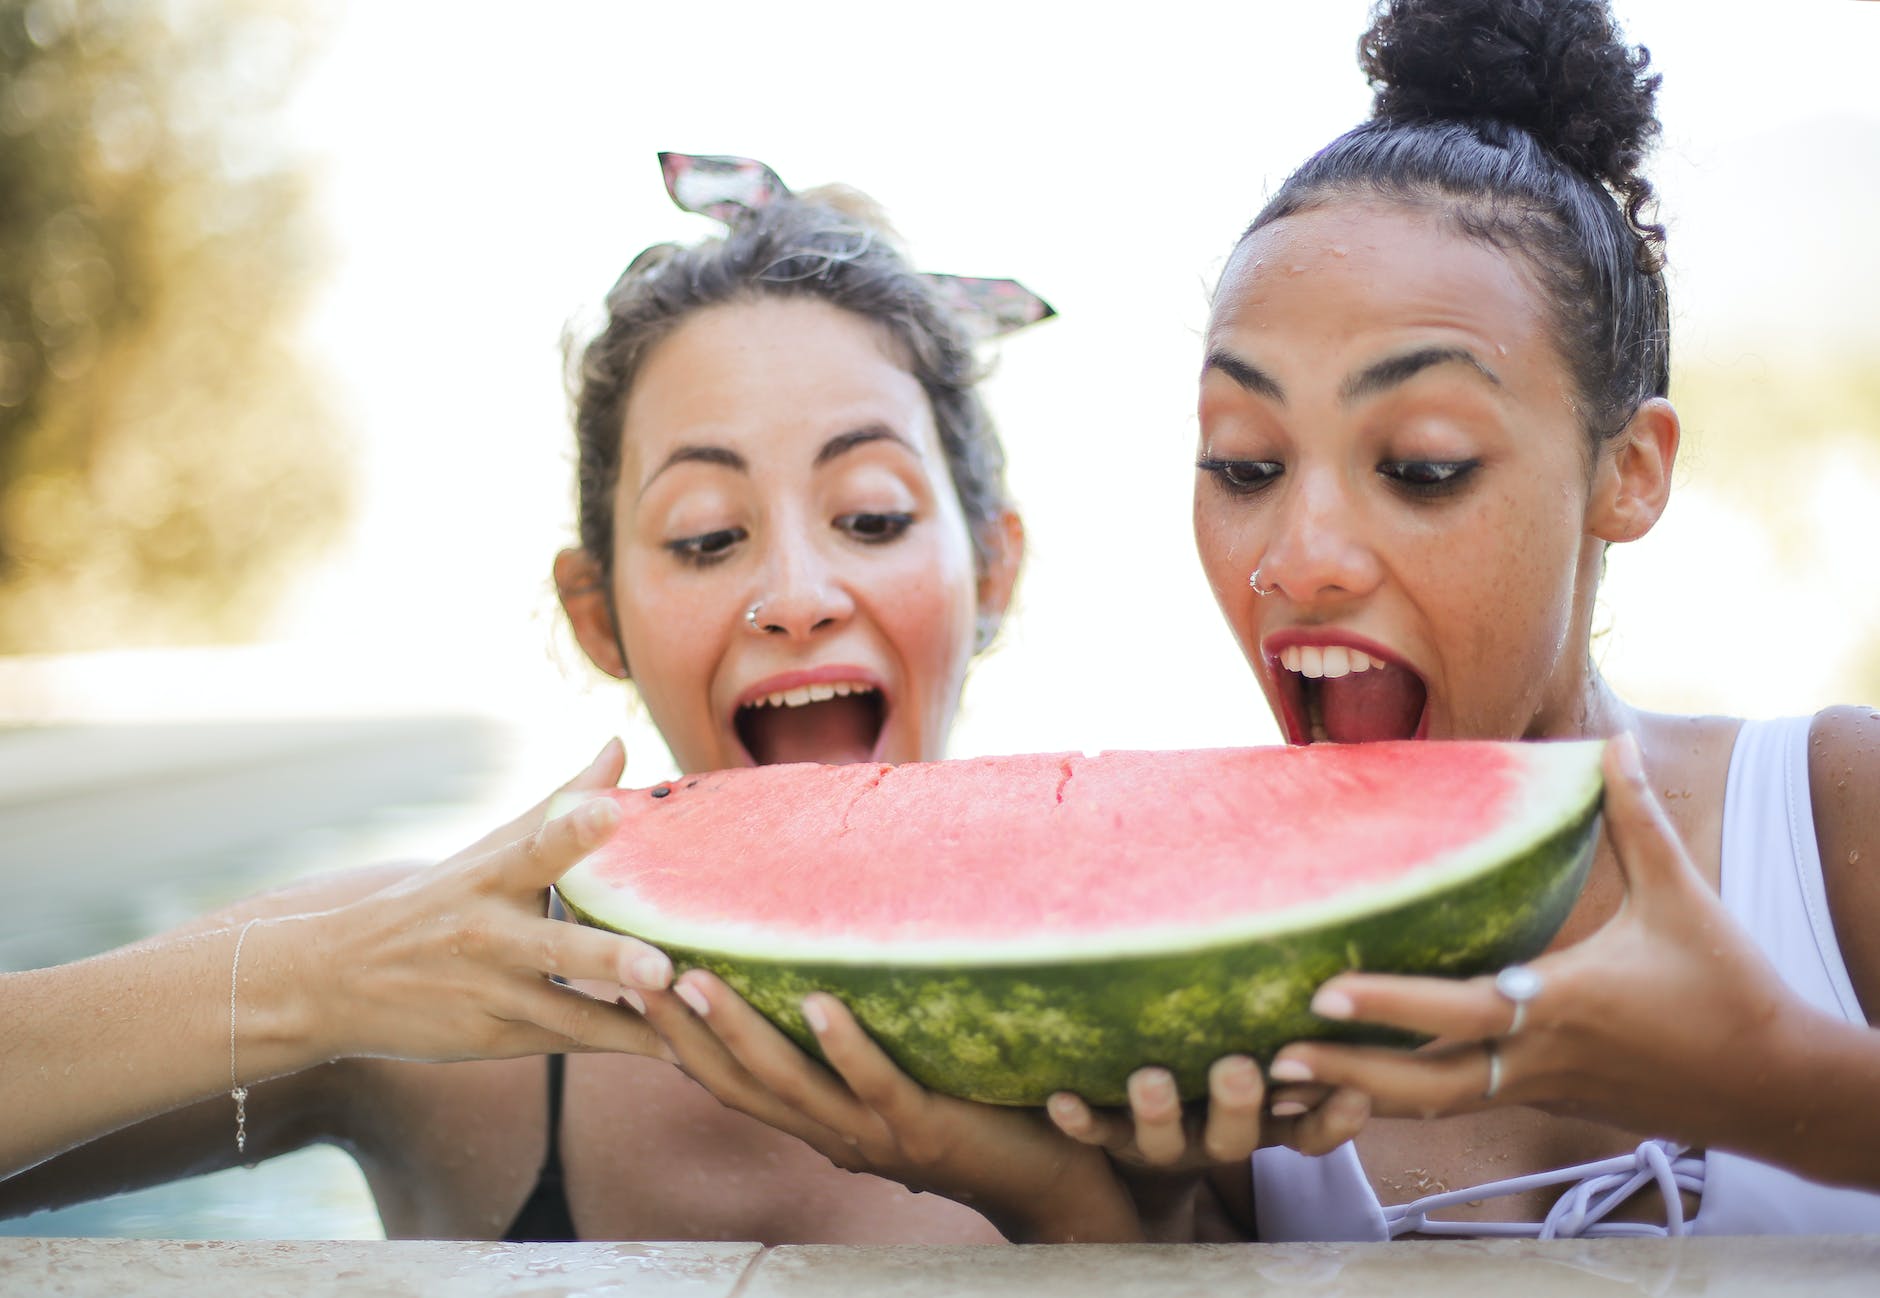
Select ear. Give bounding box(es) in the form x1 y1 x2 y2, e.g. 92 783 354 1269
973 509 1025 651
1588 397 1679 544
554 548 629 679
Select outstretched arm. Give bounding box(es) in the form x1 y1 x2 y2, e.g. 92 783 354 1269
0 739 672 1185
1263 733 1880 1191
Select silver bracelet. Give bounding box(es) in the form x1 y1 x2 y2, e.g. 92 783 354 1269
228 918 261 1159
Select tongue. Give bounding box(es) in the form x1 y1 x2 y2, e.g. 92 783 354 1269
741 696 881 766
1319 664 1426 743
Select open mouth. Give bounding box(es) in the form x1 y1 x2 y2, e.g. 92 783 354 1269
1268 642 1428 745
734 681 887 766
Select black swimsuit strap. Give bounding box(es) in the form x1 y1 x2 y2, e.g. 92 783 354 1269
501 888 579 1241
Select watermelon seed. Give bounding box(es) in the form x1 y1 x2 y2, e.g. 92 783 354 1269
651 786 671 798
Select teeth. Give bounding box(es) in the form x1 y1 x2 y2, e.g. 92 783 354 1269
746 682 877 710
1279 646 1388 677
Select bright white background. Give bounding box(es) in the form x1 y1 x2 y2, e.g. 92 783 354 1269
26 0 1880 802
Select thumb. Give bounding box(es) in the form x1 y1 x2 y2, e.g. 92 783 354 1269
564 736 627 794
1600 732 1705 911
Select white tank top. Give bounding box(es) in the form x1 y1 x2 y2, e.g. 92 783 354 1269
1252 717 1880 1240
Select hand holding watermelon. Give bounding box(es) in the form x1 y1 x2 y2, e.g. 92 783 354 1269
638 968 1150 1243
1264 735 1862 1173
300 738 676 1064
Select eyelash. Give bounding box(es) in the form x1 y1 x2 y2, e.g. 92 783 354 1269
1197 457 1481 499
663 512 916 567
664 528 746 567
836 511 915 544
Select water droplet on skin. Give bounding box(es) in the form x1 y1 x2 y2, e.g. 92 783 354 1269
1330 245 1348 258
1852 850 1862 866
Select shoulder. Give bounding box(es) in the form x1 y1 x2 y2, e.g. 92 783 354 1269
1809 706 1880 1023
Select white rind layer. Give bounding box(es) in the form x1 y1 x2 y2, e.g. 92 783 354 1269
554 740 1605 968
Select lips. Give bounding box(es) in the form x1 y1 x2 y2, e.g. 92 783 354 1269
1262 630 1429 745
730 668 890 766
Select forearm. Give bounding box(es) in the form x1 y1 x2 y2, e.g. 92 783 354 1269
1719 1010 1880 1191
0 916 329 1180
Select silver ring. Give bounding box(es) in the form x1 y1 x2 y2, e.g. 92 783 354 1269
1495 963 1544 1036
745 602 765 633
1482 1039 1503 1100
1248 569 1275 597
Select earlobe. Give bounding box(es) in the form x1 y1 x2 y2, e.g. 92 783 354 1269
1589 398 1680 544
973 510 1026 651
554 548 630 679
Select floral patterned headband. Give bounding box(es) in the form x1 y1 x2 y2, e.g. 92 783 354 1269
658 151 1056 342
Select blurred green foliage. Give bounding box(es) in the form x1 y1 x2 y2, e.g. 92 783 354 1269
0 0 346 653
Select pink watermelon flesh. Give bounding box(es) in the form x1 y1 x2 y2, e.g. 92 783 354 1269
579 742 1516 944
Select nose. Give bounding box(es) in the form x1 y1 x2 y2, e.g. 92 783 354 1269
1251 469 1383 605
747 528 855 640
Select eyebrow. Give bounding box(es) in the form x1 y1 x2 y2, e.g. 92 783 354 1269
638 445 746 499
638 424 914 499
1203 349 1287 403
1340 346 1502 403
814 423 911 467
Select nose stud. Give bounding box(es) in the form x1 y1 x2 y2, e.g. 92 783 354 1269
1249 569 1276 597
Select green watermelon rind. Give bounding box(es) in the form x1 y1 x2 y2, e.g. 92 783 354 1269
557 741 1603 1106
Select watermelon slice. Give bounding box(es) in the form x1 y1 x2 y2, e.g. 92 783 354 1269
557 741 1603 1105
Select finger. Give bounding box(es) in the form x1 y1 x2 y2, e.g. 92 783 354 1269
1268 1040 1494 1120
1126 1068 1187 1166
637 985 845 1153
1045 1092 1137 1151
509 978 669 1058
1307 970 1516 1041
493 795 620 892
457 740 627 861
800 993 929 1134
1200 1056 1264 1163
1602 732 1705 906
1275 1086 1372 1157
514 915 672 990
673 973 872 1137
1264 1082 1333 1119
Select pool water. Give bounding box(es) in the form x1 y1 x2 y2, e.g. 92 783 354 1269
0 715 510 1240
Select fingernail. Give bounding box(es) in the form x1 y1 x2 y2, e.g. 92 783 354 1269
618 988 646 1014
587 736 623 774
1615 731 1644 782
1047 1093 1083 1122
675 981 711 1017
801 995 829 1035
1130 1069 1176 1106
1311 987 1354 1020
628 951 671 989
1268 1057 1314 1083
1214 1056 1259 1100
1271 1100 1309 1118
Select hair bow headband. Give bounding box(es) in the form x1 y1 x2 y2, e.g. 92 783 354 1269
658 151 1055 341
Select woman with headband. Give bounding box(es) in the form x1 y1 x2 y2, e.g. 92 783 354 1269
3 154 1108 1243
644 0 1880 1242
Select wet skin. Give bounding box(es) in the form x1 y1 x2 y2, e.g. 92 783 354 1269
1193 198 1737 1227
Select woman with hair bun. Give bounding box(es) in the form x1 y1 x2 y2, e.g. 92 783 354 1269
1177 0 1880 1238
645 0 1880 1245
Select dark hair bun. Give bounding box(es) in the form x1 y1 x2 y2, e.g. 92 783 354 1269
1360 0 1661 196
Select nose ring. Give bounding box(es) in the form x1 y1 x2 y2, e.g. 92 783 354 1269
1249 569 1276 597
745 601 766 633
